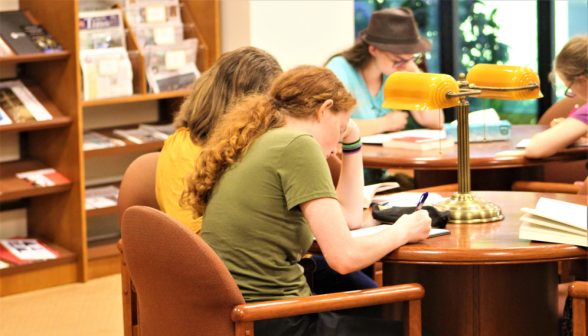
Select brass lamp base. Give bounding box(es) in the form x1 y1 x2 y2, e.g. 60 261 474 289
436 192 504 224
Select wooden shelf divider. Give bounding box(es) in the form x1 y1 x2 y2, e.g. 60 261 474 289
0 50 71 65
0 242 77 277
84 125 164 159
0 160 72 202
87 237 121 260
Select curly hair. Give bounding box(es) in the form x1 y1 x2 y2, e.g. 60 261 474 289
174 46 283 145
552 35 588 83
181 65 357 217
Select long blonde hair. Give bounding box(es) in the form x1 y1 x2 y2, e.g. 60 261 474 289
553 35 588 83
174 46 282 145
181 65 357 217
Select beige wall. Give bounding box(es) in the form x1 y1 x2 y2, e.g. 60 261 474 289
221 0 354 70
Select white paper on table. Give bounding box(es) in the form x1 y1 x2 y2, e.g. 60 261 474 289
450 108 500 126
0 239 56 260
516 139 531 148
362 129 447 145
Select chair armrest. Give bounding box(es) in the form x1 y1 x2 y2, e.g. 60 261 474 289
117 239 124 253
231 283 423 323
512 181 581 194
569 281 588 299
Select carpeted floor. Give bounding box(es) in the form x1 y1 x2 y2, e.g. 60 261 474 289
0 274 123 336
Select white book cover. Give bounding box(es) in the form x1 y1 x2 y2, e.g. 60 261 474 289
519 222 588 247
519 213 586 236
520 198 587 231
83 131 126 151
0 239 57 260
0 107 12 125
0 80 52 122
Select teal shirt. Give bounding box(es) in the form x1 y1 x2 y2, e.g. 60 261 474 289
325 56 419 129
326 56 420 183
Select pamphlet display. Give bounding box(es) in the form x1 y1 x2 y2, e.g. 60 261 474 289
144 38 200 93
0 80 52 123
138 123 176 139
79 9 126 50
85 185 120 210
80 47 134 101
113 127 167 144
0 238 59 265
83 131 126 151
125 3 181 26
133 22 184 47
16 168 71 188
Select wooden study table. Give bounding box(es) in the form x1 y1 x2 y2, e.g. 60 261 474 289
341 191 587 336
361 125 588 190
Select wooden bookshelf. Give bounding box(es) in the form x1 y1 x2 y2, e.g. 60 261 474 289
85 182 120 218
0 50 71 65
0 0 219 295
0 160 72 202
84 125 165 159
81 90 190 107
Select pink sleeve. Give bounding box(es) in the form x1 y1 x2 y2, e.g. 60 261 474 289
569 103 588 125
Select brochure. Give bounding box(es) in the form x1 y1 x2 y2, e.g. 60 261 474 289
79 9 126 50
16 168 71 188
79 47 134 101
85 185 119 210
83 131 126 151
113 128 167 144
0 80 53 123
139 123 176 139
144 38 200 93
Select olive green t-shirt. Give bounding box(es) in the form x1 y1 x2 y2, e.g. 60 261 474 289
201 128 338 303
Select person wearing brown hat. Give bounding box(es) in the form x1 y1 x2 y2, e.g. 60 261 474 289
326 7 444 184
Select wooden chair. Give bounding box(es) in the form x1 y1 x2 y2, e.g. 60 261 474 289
121 205 425 336
568 281 588 336
538 96 586 125
117 152 160 336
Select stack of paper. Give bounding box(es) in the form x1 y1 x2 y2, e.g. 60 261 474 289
519 198 587 247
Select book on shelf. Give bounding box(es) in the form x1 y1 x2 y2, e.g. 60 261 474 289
519 197 587 247
0 11 63 54
138 123 176 139
0 36 14 57
0 80 53 123
85 185 119 210
16 168 70 188
113 128 167 144
363 182 399 209
83 131 126 151
383 137 454 151
0 238 59 265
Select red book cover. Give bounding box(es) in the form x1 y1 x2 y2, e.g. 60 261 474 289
0 238 60 265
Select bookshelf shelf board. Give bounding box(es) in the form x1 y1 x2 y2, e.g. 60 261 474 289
0 160 72 202
0 242 76 277
88 237 120 260
0 50 71 65
85 182 120 218
0 116 71 134
81 90 190 107
84 126 164 159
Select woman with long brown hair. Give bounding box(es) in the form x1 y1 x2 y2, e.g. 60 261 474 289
183 65 432 335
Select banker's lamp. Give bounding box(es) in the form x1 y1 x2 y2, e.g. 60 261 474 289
383 64 542 224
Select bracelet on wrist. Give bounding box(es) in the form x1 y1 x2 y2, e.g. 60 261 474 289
342 139 362 154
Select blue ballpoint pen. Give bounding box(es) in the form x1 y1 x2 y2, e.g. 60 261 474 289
414 192 429 212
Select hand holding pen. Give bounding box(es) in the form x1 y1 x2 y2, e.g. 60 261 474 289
414 192 429 212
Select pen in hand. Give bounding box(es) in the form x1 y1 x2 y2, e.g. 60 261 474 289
414 192 429 212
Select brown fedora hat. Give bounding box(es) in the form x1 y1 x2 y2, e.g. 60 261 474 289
359 7 431 55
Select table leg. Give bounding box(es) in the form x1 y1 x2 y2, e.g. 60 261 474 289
383 262 558 336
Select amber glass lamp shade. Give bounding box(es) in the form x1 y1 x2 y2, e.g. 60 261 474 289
382 72 460 110
465 64 543 100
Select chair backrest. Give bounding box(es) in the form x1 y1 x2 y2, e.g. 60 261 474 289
538 96 586 125
118 152 160 226
121 206 246 336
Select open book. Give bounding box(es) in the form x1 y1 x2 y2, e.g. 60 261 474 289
519 198 587 247
363 182 399 209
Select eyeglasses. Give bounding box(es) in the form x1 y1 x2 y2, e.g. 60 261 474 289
386 54 422 68
563 70 588 98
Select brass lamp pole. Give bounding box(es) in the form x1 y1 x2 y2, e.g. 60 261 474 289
436 74 540 224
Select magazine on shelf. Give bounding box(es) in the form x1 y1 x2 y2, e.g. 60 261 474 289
0 238 58 265
0 11 45 54
0 80 52 123
16 168 71 188
22 24 63 53
79 9 126 50
83 131 126 151
145 38 200 93
125 3 181 26
133 22 184 47
79 47 134 101
125 0 180 9
0 36 14 57
113 128 167 144
139 123 176 139
85 185 119 210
